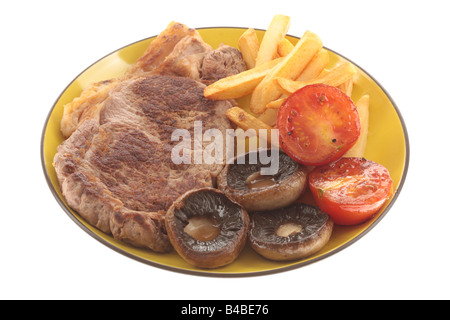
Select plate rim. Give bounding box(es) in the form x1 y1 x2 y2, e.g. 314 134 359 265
40 26 410 277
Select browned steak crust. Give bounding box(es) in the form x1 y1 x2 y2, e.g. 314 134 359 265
54 75 232 252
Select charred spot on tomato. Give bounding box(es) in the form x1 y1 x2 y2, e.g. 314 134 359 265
317 93 328 104
332 138 337 143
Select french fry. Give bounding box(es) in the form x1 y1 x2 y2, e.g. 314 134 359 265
338 77 354 97
226 107 273 131
277 38 294 57
344 95 370 157
262 44 329 115
296 48 329 81
276 61 356 95
311 61 356 86
238 28 260 69
266 97 286 109
226 107 276 146
318 68 329 77
255 14 291 66
204 57 283 100
275 78 306 95
250 30 323 114
257 108 279 127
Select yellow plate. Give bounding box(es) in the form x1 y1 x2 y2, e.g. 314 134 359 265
41 27 409 277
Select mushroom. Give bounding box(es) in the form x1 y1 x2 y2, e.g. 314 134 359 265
248 203 333 261
165 188 249 269
217 149 308 212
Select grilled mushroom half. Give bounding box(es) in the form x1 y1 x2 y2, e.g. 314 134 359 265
217 149 308 212
248 203 333 261
165 188 249 269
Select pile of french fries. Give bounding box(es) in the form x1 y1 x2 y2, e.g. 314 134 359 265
204 14 370 158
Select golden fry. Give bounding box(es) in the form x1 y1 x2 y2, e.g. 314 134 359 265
338 78 354 98
266 97 286 109
257 108 280 127
344 95 370 157
275 77 305 95
255 14 291 66
250 30 323 114
226 107 276 145
277 38 294 57
276 61 356 95
238 28 260 69
296 48 329 81
204 57 283 100
312 61 356 86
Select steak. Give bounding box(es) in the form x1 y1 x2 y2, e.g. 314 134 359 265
54 22 247 253
54 75 233 252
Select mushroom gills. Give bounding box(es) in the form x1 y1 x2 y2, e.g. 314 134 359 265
165 188 249 269
217 149 308 212
224 151 298 191
248 203 334 261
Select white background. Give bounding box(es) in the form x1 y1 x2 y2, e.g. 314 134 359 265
1 0 449 300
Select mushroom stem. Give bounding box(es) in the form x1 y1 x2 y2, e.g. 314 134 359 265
184 216 220 242
218 149 308 212
245 171 277 189
276 223 303 237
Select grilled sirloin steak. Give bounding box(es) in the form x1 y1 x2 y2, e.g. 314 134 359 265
54 23 247 253
54 75 233 252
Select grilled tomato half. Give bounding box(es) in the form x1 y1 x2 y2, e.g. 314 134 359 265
277 84 361 166
308 157 393 225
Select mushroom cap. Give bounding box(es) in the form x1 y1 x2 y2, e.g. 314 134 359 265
248 203 333 261
217 149 308 212
165 188 249 269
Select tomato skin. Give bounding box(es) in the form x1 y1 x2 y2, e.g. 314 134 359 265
277 84 361 166
308 157 393 226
